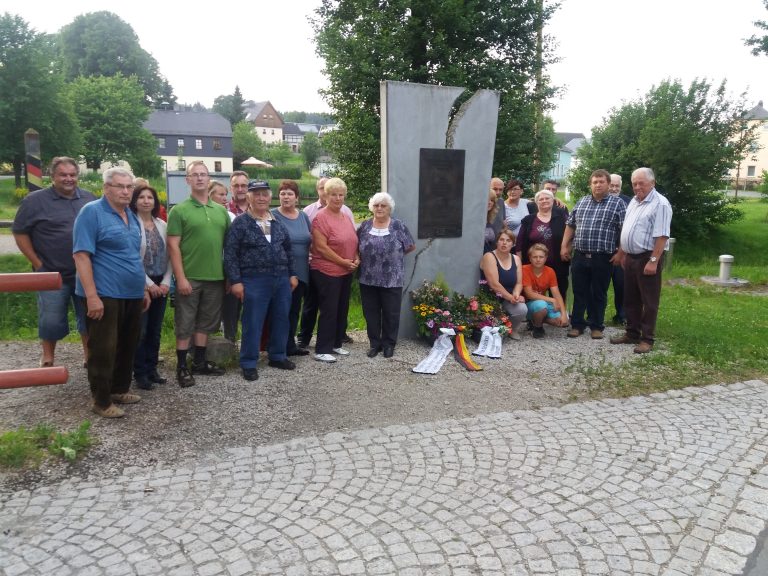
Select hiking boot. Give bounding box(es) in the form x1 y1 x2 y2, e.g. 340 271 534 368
177 367 196 388
191 360 225 376
532 326 545 339
610 333 641 345
590 329 604 340
566 328 584 338
634 341 653 354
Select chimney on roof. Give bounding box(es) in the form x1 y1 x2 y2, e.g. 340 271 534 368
760 100 764 107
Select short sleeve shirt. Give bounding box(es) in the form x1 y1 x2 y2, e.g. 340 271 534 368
566 194 626 254
522 264 558 296
167 196 230 281
310 209 358 277
12 187 97 281
73 197 145 299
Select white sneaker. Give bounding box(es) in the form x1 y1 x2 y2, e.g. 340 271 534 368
314 353 337 363
332 347 350 355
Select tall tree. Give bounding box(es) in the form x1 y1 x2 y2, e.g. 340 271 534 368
313 0 559 202
571 79 753 239
232 121 264 166
67 74 156 170
0 13 81 185
57 11 173 106
746 0 768 55
212 86 247 128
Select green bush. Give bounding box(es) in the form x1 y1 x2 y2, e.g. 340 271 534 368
244 167 302 180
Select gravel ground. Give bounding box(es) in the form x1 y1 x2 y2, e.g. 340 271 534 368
0 326 639 492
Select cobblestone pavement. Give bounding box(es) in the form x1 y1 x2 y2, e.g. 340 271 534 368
2 380 768 576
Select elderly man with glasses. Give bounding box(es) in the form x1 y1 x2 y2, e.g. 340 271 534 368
73 167 150 418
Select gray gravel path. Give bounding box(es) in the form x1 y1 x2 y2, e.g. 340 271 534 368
2 378 767 575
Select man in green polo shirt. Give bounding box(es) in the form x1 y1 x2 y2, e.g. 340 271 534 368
167 161 231 387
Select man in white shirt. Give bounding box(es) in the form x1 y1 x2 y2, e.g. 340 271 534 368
610 167 673 353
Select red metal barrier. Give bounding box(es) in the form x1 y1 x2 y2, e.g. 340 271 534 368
0 272 62 293
0 272 69 389
0 367 69 389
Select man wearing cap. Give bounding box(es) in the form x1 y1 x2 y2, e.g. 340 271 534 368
167 161 230 387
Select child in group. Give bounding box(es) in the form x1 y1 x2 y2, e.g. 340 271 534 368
522 243 569 338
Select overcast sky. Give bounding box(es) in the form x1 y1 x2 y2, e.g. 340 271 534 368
11 0 768 137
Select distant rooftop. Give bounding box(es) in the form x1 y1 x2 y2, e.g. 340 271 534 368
144 110 231 137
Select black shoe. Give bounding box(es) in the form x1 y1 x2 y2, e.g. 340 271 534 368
612 315 627 326
242 368 259 381
367 346 381 358
288 348 310 357
177 367 195 388
297 339 311 349
268 359 296 370
135 375 154 390
191 360 225 376
382 346 394 358
532 326 545 339
342 334 354 344
148 371 167 384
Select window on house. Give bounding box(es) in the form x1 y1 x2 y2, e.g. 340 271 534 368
195 139 202 150
263 129 266 134
158 138 165 149
271 129 274 135
214 161 222 172
747 165 756 177
177 138 184 147
213 138 221 150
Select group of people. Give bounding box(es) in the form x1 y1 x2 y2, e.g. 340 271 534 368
483 168 672 353
13 157 670 419
12 158 415 418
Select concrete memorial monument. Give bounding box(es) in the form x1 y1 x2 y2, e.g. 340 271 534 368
380 81 500 337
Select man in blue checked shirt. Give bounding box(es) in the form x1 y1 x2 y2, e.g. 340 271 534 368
560 169 626 340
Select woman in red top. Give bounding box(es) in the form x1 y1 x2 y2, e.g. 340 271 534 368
309 178 359 362
522 243 569 338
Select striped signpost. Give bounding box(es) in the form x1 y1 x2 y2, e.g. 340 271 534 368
24 128 42 192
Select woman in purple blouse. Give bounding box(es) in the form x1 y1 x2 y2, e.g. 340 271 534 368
357 192 415 358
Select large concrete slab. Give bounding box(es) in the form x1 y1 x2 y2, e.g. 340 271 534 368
381 81 500 337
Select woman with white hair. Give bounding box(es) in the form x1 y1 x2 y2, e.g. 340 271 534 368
357 192 415 358
516 188 570 301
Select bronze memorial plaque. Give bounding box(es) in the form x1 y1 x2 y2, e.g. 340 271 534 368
418 148 465 238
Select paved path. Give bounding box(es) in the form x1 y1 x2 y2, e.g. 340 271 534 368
0 232 20 255
2 380 768 576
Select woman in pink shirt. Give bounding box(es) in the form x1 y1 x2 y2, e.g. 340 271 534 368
309 178 359 362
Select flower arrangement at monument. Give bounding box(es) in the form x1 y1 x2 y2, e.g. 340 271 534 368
410 277 514 340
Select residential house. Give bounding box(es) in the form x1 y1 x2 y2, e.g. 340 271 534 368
244 100 284 145
283 122 325 152
143 109 233 173
729 100 768 188
544 132 586 182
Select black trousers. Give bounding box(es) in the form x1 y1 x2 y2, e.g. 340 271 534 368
287 280 307 353
310 270 352 354
298 276 318 346
85 297 143 408
360 284 402 349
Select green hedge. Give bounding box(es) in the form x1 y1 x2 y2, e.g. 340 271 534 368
244 167 302 180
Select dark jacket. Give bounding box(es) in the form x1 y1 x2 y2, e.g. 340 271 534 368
223 214 294 284
515 210 569 280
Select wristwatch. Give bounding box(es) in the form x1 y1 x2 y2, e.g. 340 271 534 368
649 256 658 263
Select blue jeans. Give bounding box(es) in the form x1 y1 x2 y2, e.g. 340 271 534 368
38 280 87 341
570 251 613 331
133 291 168 379
240 275 291 369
